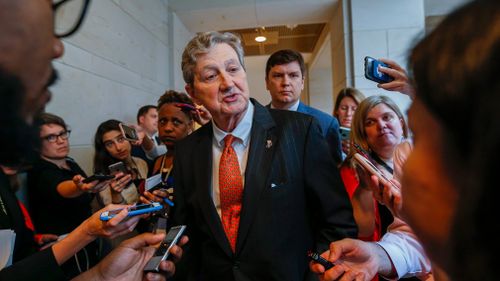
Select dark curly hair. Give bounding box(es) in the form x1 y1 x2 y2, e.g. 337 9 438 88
157 90 195 121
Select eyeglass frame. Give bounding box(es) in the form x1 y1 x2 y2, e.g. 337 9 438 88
41 130 72 143
53 0 91 38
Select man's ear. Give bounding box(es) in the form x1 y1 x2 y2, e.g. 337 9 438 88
300 76 305 91
265 76 270 91
138 115 145 125
185 84 199 104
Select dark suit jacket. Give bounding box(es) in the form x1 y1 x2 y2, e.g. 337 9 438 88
296 102 342 165
171 99 357 281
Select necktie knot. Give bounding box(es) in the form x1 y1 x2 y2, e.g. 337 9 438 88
223 134 236 148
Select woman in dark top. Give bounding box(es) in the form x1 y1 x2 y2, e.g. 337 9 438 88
141 90 196 213
27 113 109 278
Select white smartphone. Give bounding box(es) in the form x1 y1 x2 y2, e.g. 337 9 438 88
119 123 139 142
353 153 393 186
100 202 163 221
339 126 351 141
143 225 187 273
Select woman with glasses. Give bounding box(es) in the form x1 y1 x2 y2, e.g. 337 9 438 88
27 112 107 278
93 119 147 207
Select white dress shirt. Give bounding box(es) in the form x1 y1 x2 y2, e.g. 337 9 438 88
144 132 167 160
211 102 254 218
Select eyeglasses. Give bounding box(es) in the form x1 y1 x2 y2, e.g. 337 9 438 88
53 0 91 38
42 130 71 143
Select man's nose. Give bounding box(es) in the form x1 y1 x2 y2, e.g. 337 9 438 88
220 71 234 92
282 75 290 85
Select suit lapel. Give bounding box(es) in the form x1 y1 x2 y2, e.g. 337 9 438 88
193 124 233 256
297 101 309 114
236 100 277 252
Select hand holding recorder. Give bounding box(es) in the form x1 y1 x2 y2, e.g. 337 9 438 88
309 238 391 281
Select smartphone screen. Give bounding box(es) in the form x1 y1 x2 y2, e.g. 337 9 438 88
339 126 351 141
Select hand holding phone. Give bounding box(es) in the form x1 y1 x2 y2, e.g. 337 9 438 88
82 174 115 183
100 202 163 221
307 251 335 270
144 225 187 273
108 161 127 175
119 123 139 142
353 153 395 188
364 56 394 84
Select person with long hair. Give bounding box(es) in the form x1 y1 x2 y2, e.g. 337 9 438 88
333 87 365 157
93 119 147 206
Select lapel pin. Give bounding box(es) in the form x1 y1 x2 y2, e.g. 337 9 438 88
266 139 273 148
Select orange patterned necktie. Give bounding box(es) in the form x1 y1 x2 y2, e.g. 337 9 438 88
219 134 243 252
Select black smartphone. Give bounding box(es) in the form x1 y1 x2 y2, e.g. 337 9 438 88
144 225 187 273
364 56 394 83
82 174 114 183
119 123 139 142
108 161 127 175
307 251 335 270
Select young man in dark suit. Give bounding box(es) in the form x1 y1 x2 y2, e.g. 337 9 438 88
170 31 357 281
265 49 343 166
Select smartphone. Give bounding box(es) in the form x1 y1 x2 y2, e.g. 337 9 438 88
119 123 139 142
144 225 187 273
100 202 163 221
339 126 351 141
353 153 393 186
82 174 114 183
307 251 335 270
364 56 394 84
108 161 127 175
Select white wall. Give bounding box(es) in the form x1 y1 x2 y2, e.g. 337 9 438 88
171 12 194 92
244 56 271 106
309 37 334 115
46 0 185 174
349 0 424 111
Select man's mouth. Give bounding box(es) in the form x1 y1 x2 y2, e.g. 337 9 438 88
222 93 239 103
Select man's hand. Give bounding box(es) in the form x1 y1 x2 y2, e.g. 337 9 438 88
72 233 188 281
310 238 393 281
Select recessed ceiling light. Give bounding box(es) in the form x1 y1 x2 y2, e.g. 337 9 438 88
255 35 267 42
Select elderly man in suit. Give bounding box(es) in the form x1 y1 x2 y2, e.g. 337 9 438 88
171 31 356 281
265 49 343 165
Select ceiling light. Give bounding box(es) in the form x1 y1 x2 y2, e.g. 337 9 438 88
255 35 267 42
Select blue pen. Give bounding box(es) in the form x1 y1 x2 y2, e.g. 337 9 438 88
163 197 174 207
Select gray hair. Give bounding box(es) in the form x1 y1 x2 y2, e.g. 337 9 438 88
181 31 245 85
